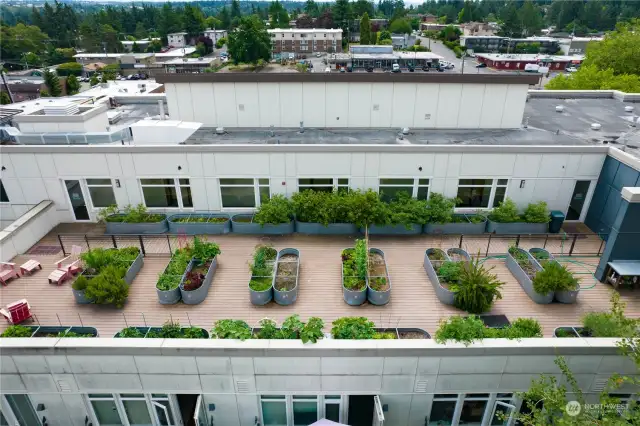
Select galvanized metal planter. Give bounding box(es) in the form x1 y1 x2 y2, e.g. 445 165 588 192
447 248 471 262
506 248 552 304
367 248 391 305
273 248 300 306
423 248 455 305
124 250 144 285
156 260 184 305
72 287 94 304
231 214 294 235
367 224 422 235
138 327 210 338
554 326 591 338
180 257 218 305
31 326 98 337
486 220 548 234
114 327 150 338
105 214 168 234
295 221 358 235
168 213 231 235
341 248 367 306
424 216 487 235
375 328 431 339
529 248 579 304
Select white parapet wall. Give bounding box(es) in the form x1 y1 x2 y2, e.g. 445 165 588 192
0 200 60 261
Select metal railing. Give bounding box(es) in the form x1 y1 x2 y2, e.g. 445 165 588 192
56 232 606 258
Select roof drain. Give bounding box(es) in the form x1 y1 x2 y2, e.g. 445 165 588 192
270 125 275 137
299 121 304 134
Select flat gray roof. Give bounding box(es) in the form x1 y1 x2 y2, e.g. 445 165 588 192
185 97 640 151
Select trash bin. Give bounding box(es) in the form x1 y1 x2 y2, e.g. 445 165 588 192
549 210 565 234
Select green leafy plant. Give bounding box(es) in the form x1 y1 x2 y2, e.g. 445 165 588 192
182 327 207 339
97 204 119 223
280 314 304 339
331 317 376 339
157 247 193 291
292 190 334 225
435 315 485 346
506 318 543 339
523 201 550 223
582 292 638 337
72 274 89 291
84 265 129 308
253 194 294 225
57 331 93 338
451 257 504 314
386 192 429 227
104 204 165 223
301 317 324 343
1 325 33 338
354 239 368 282
158 321 182 338
191 236 221 260
438 261 463 285
373 332 397 339
345 189 389 230
256 318 280 339
341 248 365 291
81 247 139 274
554 328 578 338
424 193 457 223
532 261 580 294
117 327 146 338
488 198 521 223
211 319 252 340
249 245 277 291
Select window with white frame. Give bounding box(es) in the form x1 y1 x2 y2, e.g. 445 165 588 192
261 395 287 426
378 178 429 202
0 180 8 203
86 178 116 208
3 394 40 426
140 178 193 208
120 394 153 425
219 178 270 208
260 395 341 426
298 178 349 193
429 394 459 426
459 393 490 424
456 179 508 208
88 394 124 425
490 393 515 425
151 394 176 426
87 393 178 426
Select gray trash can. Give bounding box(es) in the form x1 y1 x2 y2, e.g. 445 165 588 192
549 211 565 233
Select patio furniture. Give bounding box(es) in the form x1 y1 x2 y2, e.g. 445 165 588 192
605 261 640 290
0 299 33 325
0 262 20 286
20 259 42 276
48 260 80 285
53 245 83 276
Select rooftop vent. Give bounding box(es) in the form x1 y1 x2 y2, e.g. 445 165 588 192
625 106 634 113
402 127 410 135
299 121 304 134
215 127 225 135
591 123 601 131
555 105 564 113
43 103 79 116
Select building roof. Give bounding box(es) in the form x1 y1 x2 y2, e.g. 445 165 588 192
155 47 197 58
74 53 123 59
268 28 343 33
121 40 151 45
477 53 585 62
164 57 216 65
168 32 188 36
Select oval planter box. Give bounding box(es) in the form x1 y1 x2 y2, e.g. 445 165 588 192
424 216 487 235
366 224 422 235
105 214 168 234
231 214 294 235
423 248 455 305
273 248 300 306
447 247 471 262
367 248 391 305
168 213 231 235
487 220 548 234
506 248 552 304
295 221 358 235
180 257 218 305
124 250 144 285
156 260 184 305
341 248 367 306
554 326 591 338
529 248 579 304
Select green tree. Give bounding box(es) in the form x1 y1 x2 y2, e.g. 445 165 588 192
0 92 11 105
457 1 474 23
389 18 411 34
499 2 522 37
205 16 222 30
231 0 242 20
353 0 374 18
304 0 320 18
546 65 640 93
66 74 80 95
0 24 49 62
183 4 205 36
56 62 83 76
583 19 640 76
215 37 227 49
134 22 147 40
228 15 271 65
333 0 352 43
360 12 372 45
146 40 163 53
43 68 62 97
379 30 391 41
218 7 231 30
89 75 99 86
518 1 543 37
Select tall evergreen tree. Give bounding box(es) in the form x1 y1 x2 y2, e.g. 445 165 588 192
360 12 372 45
43 68 62 97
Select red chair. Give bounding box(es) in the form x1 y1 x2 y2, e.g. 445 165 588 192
0 299 33 325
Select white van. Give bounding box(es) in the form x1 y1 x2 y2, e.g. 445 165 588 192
392 63 400 73
524 63 539 73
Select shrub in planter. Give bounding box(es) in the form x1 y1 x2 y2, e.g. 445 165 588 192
489 198 521 223
300 317 324 343
211 319 252 340
435 315 485 346
144 321 207 339
254 194 294 226
438 261 463 286
385 192 428 229
488 199 550 233
280 314 305 339
117 327 146 338
101 203 165 224
425 193 456 224
84 265 129 308
331 316 376 339
581 292 638 337
80 247 140 274
1 325 34 337
523 201 552 223
451 257 504 314
532 261 579 295
157 247 191 294
249 245 277 304
345 190 390 233
253 315 324 343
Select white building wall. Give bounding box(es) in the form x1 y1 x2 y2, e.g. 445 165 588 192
165 81 528 129
0 148 606 221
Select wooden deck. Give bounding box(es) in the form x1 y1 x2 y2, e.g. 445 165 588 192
1 228 638 338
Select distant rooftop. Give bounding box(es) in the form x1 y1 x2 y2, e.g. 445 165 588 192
155 47 197 57
268 28 342 33
164 57 216 65
477 53 585 62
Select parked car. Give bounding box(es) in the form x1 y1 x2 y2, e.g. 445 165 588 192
408 65 415 72
566 66 578 73
392 63 400 73
440 61 455 69
324 67 331 73
422 65 430 72
476 63 487 68
366 66 374 72
437 67 445 72
347 66 352 72
316 52 322 58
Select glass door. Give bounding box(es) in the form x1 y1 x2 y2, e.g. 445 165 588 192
566 180 591 221
151 395 177 426
192 395 208 426
4 395 41 426
88 394 124 426
490 401 516 425
65 179 90 221
323 396 342 423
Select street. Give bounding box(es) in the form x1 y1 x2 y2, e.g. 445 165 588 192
416 35 498 74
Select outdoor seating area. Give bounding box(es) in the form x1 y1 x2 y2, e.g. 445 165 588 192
1 225 638 338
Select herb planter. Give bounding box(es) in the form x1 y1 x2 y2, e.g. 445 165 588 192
105 214 168 234
31 326 98 338
295 221 358 235
123 249 144 285
486 220 548 234
447 248 471 262
231 214 294 235
168 213 231 235
375 328 431 339
180 257 218 305
424 215 487 235
145 327 209 339
156 262 184 305
554 326 591 338
529 248 579 304
273 248 300 306
367 248 391 305
341 248 367 306
114 327 150 338
366 224 422 235
423 248 455 305
506 248 552 304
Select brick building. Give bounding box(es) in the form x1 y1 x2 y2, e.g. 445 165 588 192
268 28 343 57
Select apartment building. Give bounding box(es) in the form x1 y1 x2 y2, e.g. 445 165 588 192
167 32 188 48
268 28 343 57
203 29 228 44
